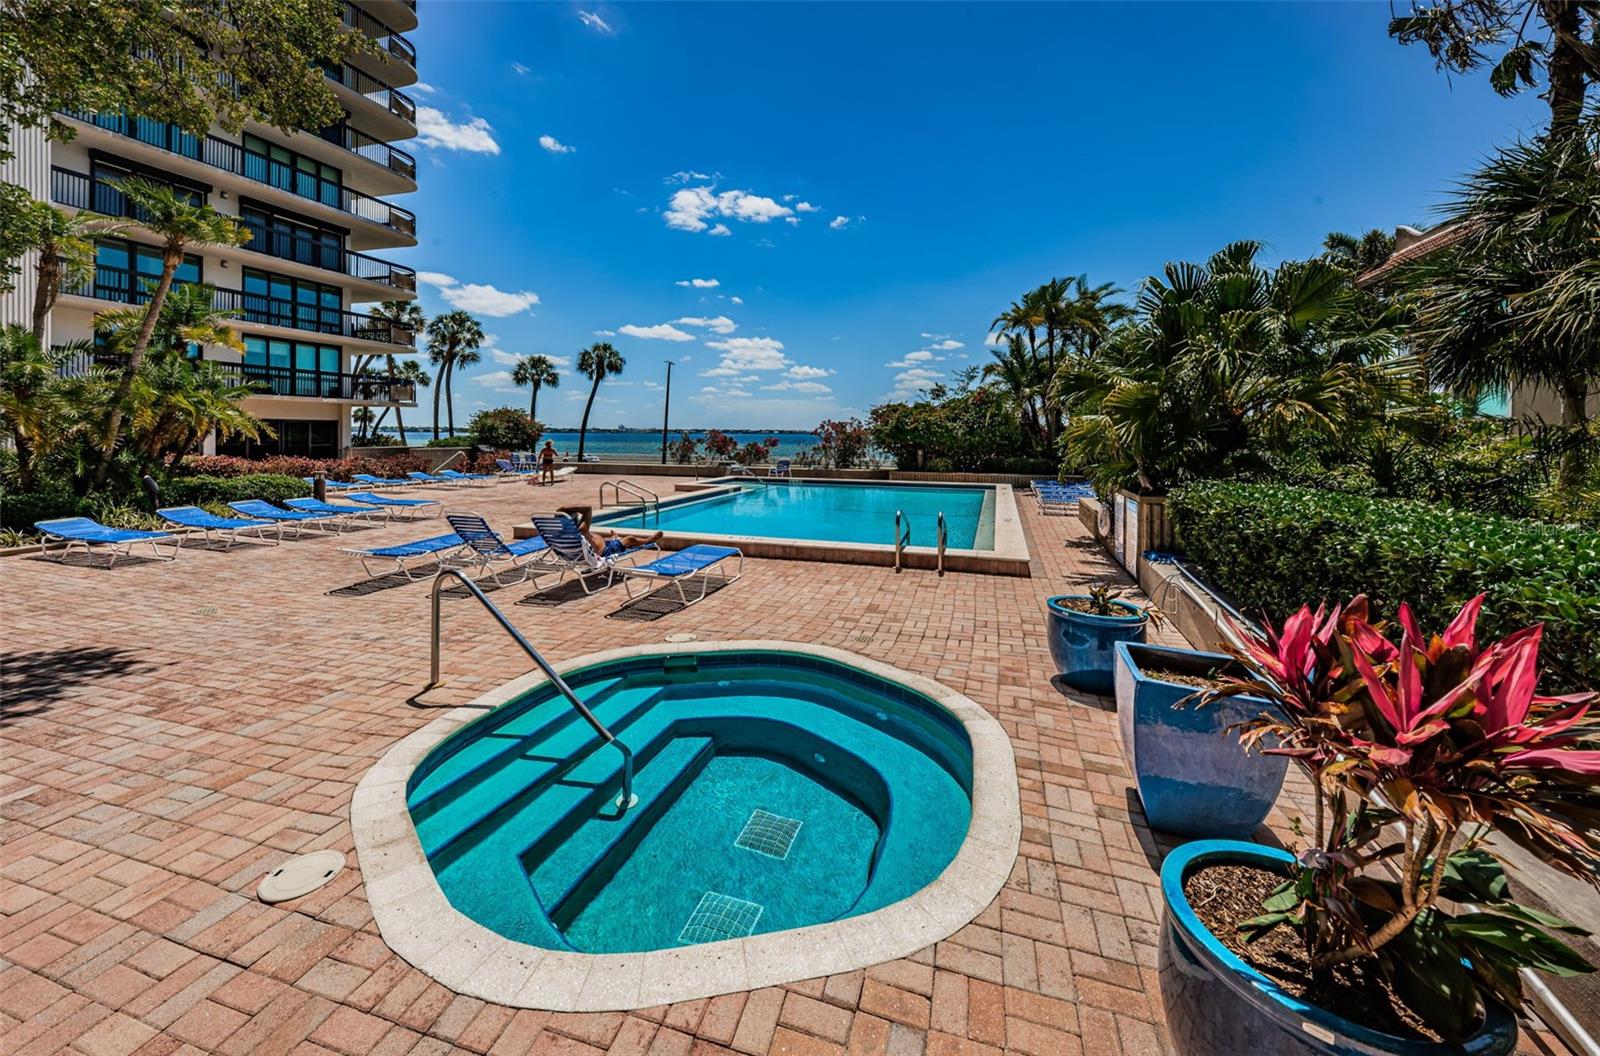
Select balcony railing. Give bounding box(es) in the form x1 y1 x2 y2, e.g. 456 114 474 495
64 276 416 348
326 64 416 125
51 166 417 292
343 2 416 66
213 362 417 403
328 124 416 182
62 110 416 238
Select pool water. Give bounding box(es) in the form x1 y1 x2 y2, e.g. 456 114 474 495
595 480 995 549
406 651 973 954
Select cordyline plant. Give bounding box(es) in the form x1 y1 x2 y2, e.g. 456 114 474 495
1208 594 1599 1040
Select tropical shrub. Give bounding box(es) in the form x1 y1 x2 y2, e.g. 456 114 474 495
0 484 90 531
424 435 474 448
1168 481 1600 689
814 417 872 468
468 408 542 452
1208 596 1597 1041
177 453 431 480
870 390 1043 472
733 438 779 466
668 431 699 464
160 474 310 506
702 429 738 461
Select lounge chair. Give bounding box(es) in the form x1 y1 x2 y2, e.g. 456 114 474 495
340 532 466 580
284 497 387 525
352 472 415 488
495 458 536 475
443 512 553 585
343 491 442 518
226 499 339 536
1032 480 1093 514
406 471 461 487
724 461 755 477
767 458 792 478
159 506 280 547
302 477 361 490
437 468 495 487
616 544 743 607
528 514 657 593
34 517 180 566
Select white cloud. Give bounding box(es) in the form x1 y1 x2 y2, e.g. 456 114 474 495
618 323 696 342
412 81 436 94
926 339 964 350
664 186 794 234
707 223 731 237
784 217 800 226
675 278 720 288
787 365 833 379
415 107 500 154
890 366 944 399
985 331 1004 346
538 134 575 154
795 201 819 213
675 315 736 335
418 273 539 316
730 295 744 305
829 215 851 230
665 170 717 184
476 370 520 392
762 380 832 395
886 350 936 368
511 62 530 75
578 10 614 34
703 336 789 372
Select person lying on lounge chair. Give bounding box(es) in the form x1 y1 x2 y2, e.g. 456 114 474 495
555 504 662 556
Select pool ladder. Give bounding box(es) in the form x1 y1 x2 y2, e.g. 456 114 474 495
599 479 660 525
893 510 948 576
424 569 637 813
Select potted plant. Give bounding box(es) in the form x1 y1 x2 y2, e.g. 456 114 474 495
1046 584 1157 694
1159 595 1598 1056
1112 641 1288 837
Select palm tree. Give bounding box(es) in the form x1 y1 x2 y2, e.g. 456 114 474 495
983 334 1049 452
361 300 426 437
0 326 93 489
24 206 125 342
368 358 430 442
95 282 243 361
125 357 265 467
424 309 484 440
575 342 625 461
513 354 560 421
92 177 247 485
1323 229 1397 273
447 343 481 437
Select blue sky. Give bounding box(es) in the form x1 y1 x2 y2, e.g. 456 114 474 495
390 1 1546 431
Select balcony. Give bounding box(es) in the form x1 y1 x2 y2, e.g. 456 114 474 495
61 111 416 240
65 277 416 349
50 167 418 293
325 64 415 129
328 124 416 183
343 2 416 70
54 348 415 404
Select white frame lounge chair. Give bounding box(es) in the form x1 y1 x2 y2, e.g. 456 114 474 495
340 532 467 580
34 517 179 566
528 514 656 594
615 544 743 608
158 506 280 547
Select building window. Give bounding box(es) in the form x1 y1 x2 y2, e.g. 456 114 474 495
89 158 205 220
91 239 202 304
240 336 344 398
218 418 339 459
239 205 344 271
241 268 345 335
242 134 342 208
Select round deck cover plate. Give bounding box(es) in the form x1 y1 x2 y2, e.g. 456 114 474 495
258 850 345 903
665 632 698 643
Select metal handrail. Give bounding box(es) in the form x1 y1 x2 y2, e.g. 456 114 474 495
426 570 636 812
936 512 947 577
598 480 660 525
893 510 911 573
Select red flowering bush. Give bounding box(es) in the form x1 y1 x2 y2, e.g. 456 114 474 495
1212 595 1598 1039
177 453 432 480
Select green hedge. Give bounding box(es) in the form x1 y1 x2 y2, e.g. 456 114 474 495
0 486 90 531
1168 481 1600 691
159 474 309 507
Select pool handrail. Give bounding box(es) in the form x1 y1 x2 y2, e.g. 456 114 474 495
425 568 637 813
893 509 912 573
598 479 660 524
936 511 947 577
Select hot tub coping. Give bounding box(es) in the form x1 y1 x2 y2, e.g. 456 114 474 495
352 639 1021 1011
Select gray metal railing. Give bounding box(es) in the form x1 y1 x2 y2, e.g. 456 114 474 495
893 510 910 572
599 480 660 523
936 512 947 577
426 570 636 812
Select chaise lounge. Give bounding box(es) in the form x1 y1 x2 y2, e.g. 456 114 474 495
158 506 280 547
340 532 467 580
443 512 553 585
227 499 340 536
34 517 179 566
615 544 743 607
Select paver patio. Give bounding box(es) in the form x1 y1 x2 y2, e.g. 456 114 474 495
0 473 1570 1056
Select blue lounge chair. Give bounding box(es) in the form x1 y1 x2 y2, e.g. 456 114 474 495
343 491 441 518
227 499 339 536
352 472 414 488
34 517 179 566
1032 480 1093 515
767 458 792 478
159 506 280 547
302 477 362 490
443 512 553 584
495 458 536 475
406 471 461 487
437 468 495 486
340 532 466 580
615 544 743 607
284 497 387 525
529 514 656 593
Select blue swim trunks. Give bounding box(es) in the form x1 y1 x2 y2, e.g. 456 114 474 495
602 538 625 557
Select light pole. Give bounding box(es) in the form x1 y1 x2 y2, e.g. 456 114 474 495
660 360 674 464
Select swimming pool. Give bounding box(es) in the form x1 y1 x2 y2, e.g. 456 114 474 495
354 641 1020 1009
596 480 996 549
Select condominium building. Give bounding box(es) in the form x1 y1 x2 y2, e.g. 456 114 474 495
0 0 422 459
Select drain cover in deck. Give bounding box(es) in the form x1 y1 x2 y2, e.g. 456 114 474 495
679 891 764 944
258 850 345 903
735 809 802 860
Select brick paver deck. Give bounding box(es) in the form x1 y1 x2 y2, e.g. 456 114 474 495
0 474 1566 1056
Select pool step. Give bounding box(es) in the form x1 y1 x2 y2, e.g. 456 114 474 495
525 734 715 928
416 684 667 860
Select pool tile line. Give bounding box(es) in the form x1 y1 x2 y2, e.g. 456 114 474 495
351 638 1022 1011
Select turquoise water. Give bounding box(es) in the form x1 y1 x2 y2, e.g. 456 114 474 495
596 481 994 549
381 428 821 460
405 652 973 954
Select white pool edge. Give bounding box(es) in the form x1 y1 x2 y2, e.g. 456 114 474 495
351 639 1022 1011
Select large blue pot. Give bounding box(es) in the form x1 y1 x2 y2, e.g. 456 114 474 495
1114 642 1288 838
1046 595 1147 694
1159 840 1518 1056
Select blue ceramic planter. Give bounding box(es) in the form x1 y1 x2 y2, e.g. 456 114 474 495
1113 642 1288 838
1046 595 1147 694
1158 840 1518 1056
